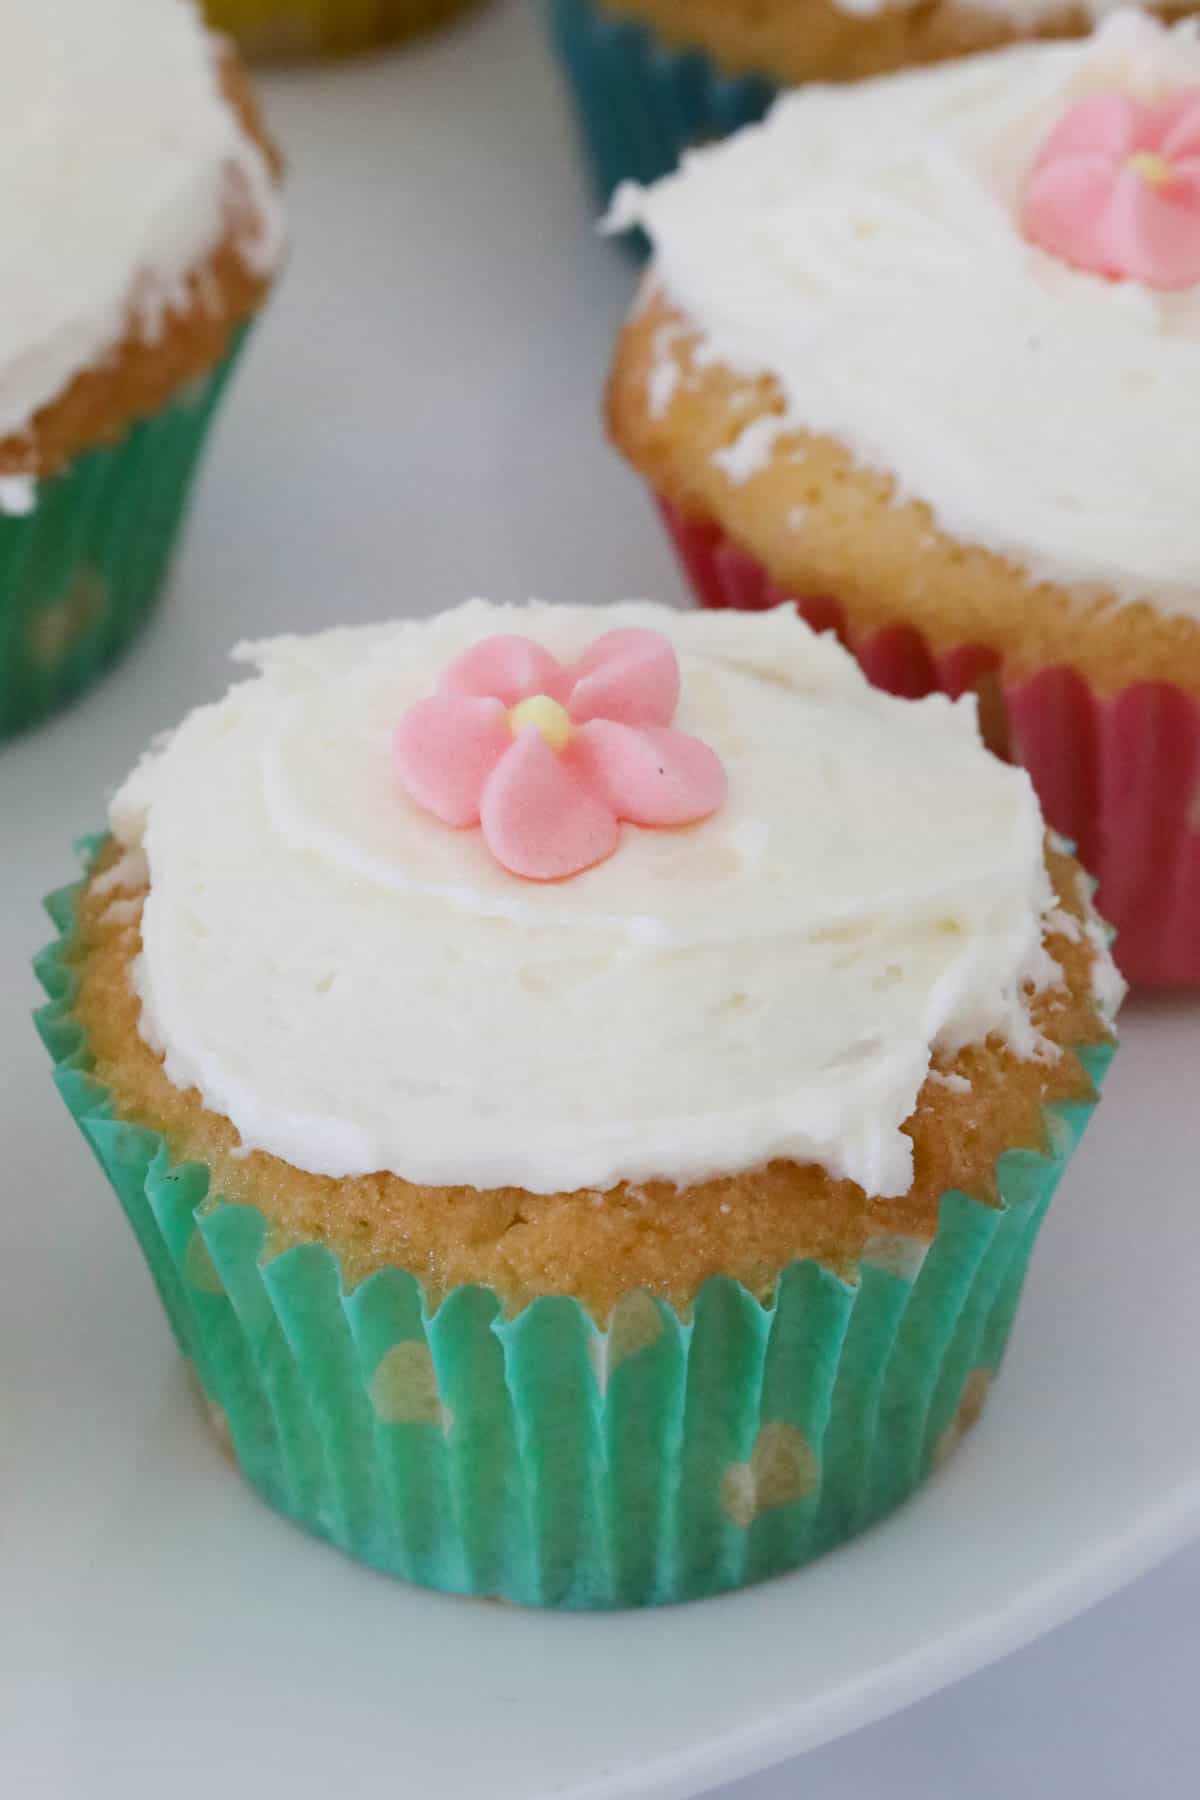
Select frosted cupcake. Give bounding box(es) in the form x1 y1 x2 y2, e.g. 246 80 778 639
546 0 1197 210
608 12 1200 986
201 0 482 59
37 600 1121 1607
0 0 284 739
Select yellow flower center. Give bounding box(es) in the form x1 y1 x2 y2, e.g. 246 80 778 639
1128 150 1173 190
507 693 571 752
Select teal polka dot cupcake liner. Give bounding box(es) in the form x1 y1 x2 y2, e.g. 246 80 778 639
0 328 250 742
35 841 1114 1609
546 0 776 221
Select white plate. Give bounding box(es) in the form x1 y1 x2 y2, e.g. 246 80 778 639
2 6 1198 1796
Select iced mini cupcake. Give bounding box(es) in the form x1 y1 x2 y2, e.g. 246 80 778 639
608 12 1200 986
0 0 284 739
202 0 482 59
37 600 1121 1607
547 0 1197 209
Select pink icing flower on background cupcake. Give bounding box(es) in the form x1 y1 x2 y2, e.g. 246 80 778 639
393 628 727 880
1022 87 1200 289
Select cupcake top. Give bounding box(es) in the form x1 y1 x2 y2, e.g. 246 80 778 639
830 0 1129 18
0 0 283 484
610 12 1200 618
107 600 1115 1202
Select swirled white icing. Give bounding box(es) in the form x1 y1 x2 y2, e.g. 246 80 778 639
106 601 1106 1200
609 12 1200 618
0 0 283 448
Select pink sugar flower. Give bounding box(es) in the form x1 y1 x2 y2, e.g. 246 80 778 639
1022 88 1200 290
393 628 727 880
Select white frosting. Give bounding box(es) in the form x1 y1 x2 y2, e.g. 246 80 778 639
1075 869 1126 1021
610 13 1200 619
101 896 144 928
0 0 283 448
927 1070 973 1093
0 475 35 516
105 601 1112 1201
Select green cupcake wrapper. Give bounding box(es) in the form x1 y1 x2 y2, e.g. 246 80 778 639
35 839 1114 1608
545 0 776 226
0 329 250 742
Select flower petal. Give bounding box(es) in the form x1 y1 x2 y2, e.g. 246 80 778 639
1156 89 1200 162
573 721 728 827
1033 91 1140 170
568 628 681 727
480 729 618 880
439 634 571 706
1105 164 1200 289
1169 159 1200 209
393 695 510 827
1023 153 1123 274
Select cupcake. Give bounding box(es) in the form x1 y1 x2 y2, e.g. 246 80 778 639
547 0 1198 210
201 0 481 59
36 599 1121 1607
607 12 1200 987
0 0 284 740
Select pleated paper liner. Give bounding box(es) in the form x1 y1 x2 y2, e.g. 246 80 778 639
0 330 250 742
657 498 1200 990
546 0 775 223
36 841 1113 1609
202 0 481 59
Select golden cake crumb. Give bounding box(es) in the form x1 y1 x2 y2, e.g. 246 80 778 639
206 0 481 61
597 0 1197 85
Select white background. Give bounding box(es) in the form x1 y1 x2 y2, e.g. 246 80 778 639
3 3 1198 1794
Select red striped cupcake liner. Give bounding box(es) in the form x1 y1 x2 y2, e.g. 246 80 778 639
658 498 1200 988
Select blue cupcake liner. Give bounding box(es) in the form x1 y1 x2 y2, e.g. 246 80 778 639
546 0 776 227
